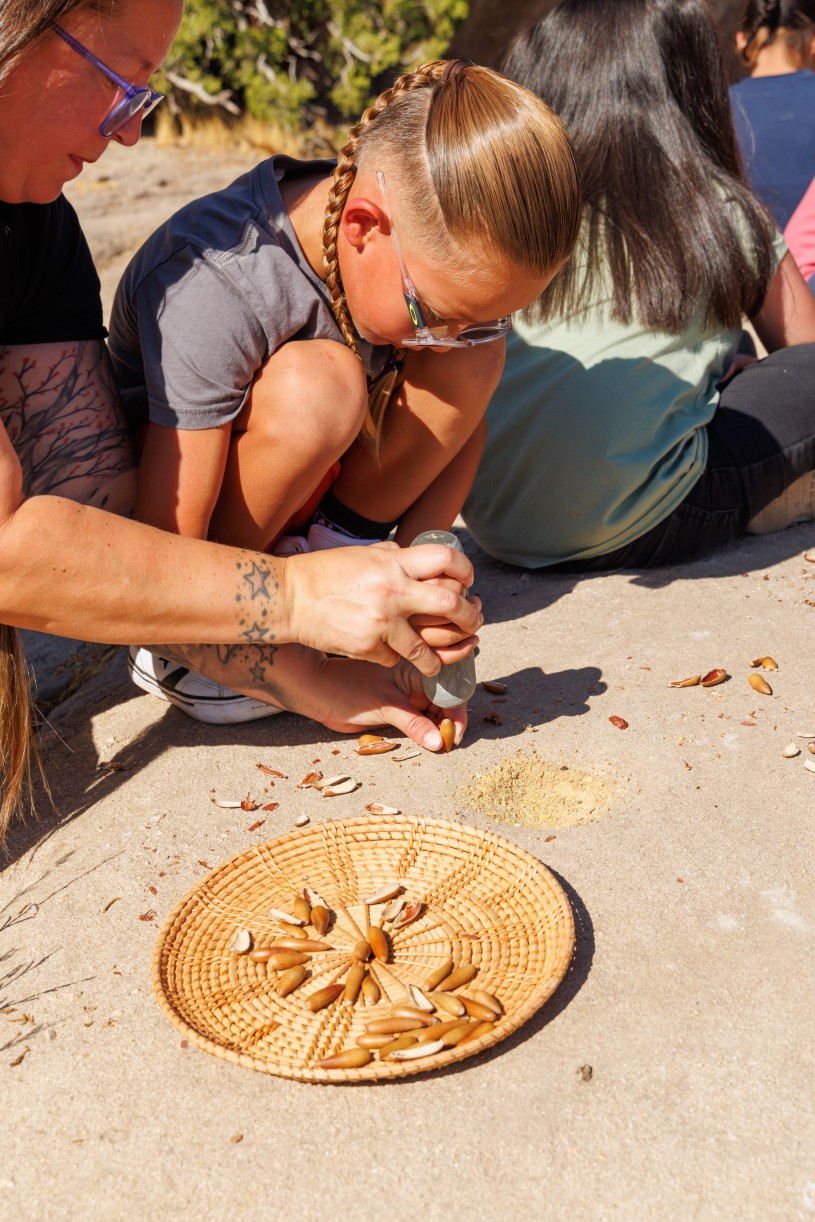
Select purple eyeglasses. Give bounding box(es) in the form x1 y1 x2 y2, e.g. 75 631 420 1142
55 26 164 138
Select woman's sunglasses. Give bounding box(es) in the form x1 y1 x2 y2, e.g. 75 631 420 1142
376 171 512 349
55 26 164 138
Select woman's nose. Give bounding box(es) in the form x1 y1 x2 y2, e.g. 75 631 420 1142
113 111 145 148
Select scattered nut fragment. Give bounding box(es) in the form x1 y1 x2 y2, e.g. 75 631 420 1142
608 715 629 730
365 882 402 905
321 777 359 797
670 675 701 688
229 928 252 954
805 759 815 775
439 720 456 753
365 802 401 815
391 900 423 931
406 984 435 1012
782 744 801 758
356 740 397 756
760 656 779 671
358 733 384 746
212 799 242 809
381 897 406 924
484 711 503 725
797 731 815 739
481 681 508 695
294 814 310 828
317 1048 372 1070
391 746 422 762
808 743 815 756
748 673 773 696
804 551 815 563
700 668 727 687
297 771 322 789
302 887 326 908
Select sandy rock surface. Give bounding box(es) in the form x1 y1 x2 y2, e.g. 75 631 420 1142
3 141 815 1221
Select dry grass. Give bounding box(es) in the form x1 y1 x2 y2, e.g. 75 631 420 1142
153 110 342 159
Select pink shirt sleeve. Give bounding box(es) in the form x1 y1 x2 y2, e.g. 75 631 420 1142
784 175 815 283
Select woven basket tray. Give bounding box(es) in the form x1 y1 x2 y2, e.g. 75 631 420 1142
152 815 574 1082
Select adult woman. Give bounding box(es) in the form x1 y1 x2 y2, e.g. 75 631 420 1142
463 0 815 572
0 0 483 843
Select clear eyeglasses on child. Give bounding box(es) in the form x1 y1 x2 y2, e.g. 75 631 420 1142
376 171 512 350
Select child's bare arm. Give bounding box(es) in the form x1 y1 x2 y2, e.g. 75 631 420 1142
134 419 231 538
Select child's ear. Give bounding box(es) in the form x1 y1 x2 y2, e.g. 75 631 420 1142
341 195 388 251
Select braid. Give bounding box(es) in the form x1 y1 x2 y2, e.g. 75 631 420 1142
740 0 787 60
321 61 450 441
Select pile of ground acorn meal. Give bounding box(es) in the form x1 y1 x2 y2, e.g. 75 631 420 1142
461 750 617 829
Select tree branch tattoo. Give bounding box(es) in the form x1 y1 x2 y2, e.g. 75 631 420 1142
0 340 135 508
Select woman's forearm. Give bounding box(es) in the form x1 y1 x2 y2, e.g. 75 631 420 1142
0 494 482 672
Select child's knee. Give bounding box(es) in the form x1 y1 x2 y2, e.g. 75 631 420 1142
266 340 367 447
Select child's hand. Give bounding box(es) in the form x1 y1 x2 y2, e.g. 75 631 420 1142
310 656 469 752
284 541 483 676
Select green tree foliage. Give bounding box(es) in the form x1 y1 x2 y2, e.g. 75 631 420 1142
157 1 470 131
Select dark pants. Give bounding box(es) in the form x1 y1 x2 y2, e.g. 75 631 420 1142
563 343 815 571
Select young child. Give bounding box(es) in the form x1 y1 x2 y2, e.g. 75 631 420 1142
463 0 815 572
109 59 581 727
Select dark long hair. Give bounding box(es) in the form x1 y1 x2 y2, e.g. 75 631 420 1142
504 0 777 332
738 0 815 65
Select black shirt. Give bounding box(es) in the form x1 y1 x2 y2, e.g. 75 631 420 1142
0 195 105 345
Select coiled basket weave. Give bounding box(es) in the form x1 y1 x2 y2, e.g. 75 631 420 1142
152 815 575 1083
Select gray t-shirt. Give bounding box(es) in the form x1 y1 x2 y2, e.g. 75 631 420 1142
109 155 387 431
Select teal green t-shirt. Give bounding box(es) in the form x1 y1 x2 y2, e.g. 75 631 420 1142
463 227 786 568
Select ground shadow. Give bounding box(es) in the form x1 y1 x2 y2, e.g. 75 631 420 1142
456 663 606 753
461 520 815 627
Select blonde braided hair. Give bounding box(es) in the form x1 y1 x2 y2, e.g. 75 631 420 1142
322 62 457 444
321 58 581 443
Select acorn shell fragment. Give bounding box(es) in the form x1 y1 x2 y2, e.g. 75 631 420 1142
356 740 397 756
364 882 402 906
782 744 800 758
229 928 252 954
365 803 401 816
267 907 303 926
670 675 701 688
387 1038 446 1060
321 777 359 797
700 668 727 687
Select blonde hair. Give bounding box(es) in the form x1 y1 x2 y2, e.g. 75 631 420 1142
0 624 43 851
321 60 581 440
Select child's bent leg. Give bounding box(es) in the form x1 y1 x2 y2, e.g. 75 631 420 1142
327 341 504 536
208 339 367 550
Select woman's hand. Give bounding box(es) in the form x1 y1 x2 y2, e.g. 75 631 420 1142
284 540 482 675
310 655 469 751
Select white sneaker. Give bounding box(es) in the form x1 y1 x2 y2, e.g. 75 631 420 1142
127 646 284 725
306 522 381 550
271 534 310 556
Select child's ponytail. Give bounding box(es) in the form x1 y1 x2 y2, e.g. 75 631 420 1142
739 0 815 64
